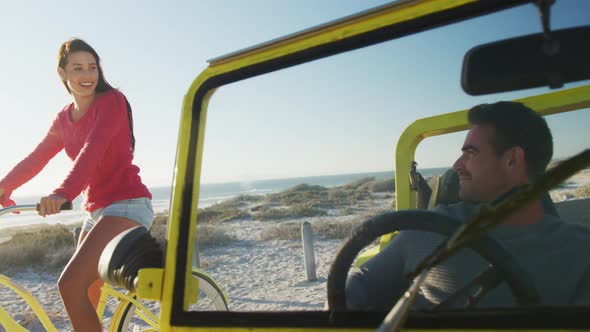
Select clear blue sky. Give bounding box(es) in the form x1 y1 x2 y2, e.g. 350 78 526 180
1 0 589 197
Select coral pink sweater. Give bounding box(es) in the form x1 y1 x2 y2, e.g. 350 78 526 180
0 89 151 211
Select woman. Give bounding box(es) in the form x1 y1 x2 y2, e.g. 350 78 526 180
0 38 152 331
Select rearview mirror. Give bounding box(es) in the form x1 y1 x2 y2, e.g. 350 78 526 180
462 26 590 95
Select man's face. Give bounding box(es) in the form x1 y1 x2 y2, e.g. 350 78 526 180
452 125 513 203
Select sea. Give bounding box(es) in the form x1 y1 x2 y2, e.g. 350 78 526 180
1 168 448 231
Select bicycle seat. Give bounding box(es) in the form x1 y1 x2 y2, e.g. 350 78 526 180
98 226 164 292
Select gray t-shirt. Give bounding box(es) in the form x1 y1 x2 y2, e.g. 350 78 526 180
346 202 590 311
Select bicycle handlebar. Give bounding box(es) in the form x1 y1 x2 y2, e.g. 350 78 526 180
0 201 73 217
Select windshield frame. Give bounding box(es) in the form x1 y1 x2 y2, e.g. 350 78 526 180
159 0 590 329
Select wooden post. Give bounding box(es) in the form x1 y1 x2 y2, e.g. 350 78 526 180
301 221 317 281
193 237 200 268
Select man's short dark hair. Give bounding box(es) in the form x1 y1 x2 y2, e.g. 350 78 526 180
468 101 553 178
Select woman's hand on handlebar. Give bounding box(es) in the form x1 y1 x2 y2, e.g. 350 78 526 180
0 187 17 210
38 194 67 217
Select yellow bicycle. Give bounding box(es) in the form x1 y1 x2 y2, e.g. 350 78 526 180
0 204 229 332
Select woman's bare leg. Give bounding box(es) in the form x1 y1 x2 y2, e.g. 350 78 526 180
78 230 105 309
87 279 104 309
59 216 140 332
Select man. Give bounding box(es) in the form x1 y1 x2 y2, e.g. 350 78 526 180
345 101 590 311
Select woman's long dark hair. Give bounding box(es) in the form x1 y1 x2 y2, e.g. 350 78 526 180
57 38 136 153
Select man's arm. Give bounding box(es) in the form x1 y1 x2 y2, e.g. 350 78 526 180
345 233 411 311
570 267 590 305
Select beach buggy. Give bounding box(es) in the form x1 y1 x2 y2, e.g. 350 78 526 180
3 0 590 331
115 0 588 331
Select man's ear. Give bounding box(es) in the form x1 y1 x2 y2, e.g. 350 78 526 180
504 146 527 177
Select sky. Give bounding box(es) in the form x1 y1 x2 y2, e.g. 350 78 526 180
1 0 589 198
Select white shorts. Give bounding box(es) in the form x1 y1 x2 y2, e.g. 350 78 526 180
82 197 153 233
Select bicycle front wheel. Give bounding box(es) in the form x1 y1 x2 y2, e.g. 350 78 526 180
109 269 228 331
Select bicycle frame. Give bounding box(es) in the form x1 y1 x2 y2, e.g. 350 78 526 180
101 286 160 332
0 272 159 332
0 274 57 332
0 205 60 330
0 204 160 332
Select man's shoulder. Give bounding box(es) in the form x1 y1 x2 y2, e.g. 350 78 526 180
544 213 590 237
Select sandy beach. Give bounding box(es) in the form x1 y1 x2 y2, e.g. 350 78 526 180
1 200 389 332
1 171 589 331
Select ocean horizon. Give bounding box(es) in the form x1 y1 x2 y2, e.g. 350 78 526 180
3 167 449 230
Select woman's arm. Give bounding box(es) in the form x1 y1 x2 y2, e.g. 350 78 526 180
0 116 64 206
0 188 12 208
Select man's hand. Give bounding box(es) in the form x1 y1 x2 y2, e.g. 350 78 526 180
38 194 67 217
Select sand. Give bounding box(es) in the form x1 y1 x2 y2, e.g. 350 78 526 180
0 195 391 331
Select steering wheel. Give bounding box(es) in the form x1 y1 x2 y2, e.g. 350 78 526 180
327 210 540 311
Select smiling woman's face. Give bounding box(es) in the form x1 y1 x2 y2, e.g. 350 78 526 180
58 51 99 99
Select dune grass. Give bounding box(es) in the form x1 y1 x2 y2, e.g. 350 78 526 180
336 176 395 193
253 204 327 221
196 225 236 247
1 171 585 275
149 211 235 247
197 177 395 224
0 224 77 274
258 208 391 242
0 210 236 274
573 183 590 199
257 222 301 241
263 180 383 209
257 218 368 242
312 219 365 240
197 194 260 224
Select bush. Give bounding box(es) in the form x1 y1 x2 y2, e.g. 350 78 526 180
217 194 265 208
266 184 328 207
338 177 375 190
259 211 393 242
313 219 364 239
197 206 250 224
312 210 391 242
149 211 236 248
195 194 262 224
255 178 384 211
0 224 75 273
353 178 395 193
327 189 371 206
258 222 301 241
368 178 395 193
197 225 236 246
258 217 373 242
573 183 590 199
149 211 169 245
254 204 327 221
153 211 168 225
